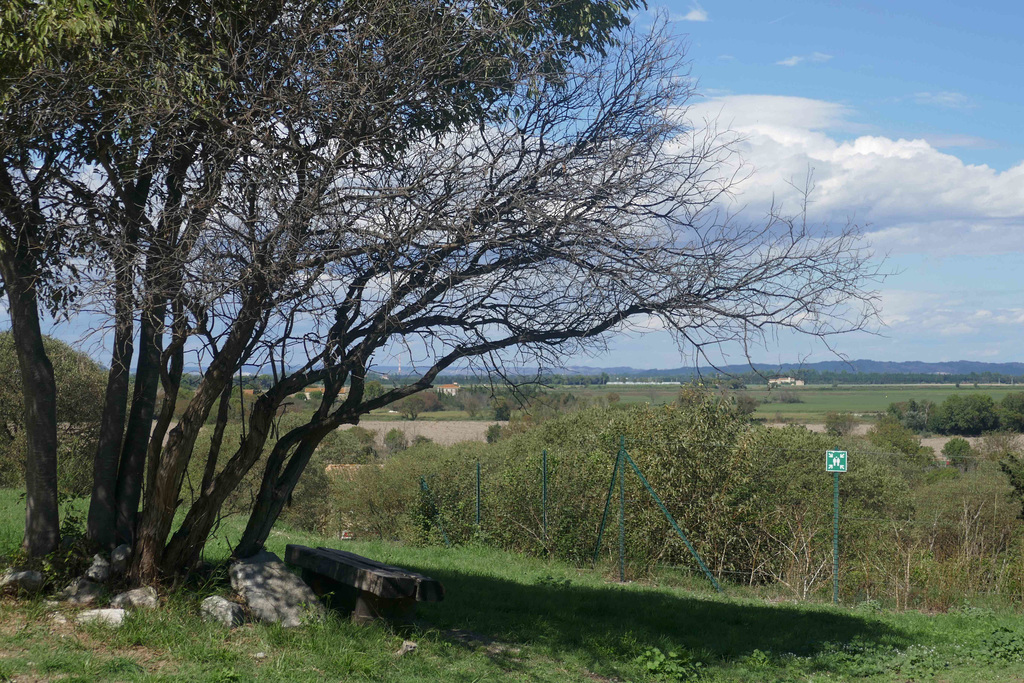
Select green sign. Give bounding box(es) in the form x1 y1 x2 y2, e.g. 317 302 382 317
826 450 847 473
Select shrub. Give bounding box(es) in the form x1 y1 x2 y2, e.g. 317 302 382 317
942 437 974 472
384 428 408 455
824 411 857 437
887 399 934 432
340 397 913 590
0 333 105 496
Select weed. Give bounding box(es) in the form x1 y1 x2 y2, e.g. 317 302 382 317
982 626 1024 662
633 646 704 681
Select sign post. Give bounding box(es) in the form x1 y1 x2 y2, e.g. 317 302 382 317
825 450 847 604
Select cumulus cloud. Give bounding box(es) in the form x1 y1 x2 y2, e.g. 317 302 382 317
682 94 1024 256
672 3 709 21
776 52 832 67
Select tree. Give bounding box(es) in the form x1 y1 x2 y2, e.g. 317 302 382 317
929 395 999 436
397 396 426 421
999 392 1024 433
4 4 881 582
2 0 646 567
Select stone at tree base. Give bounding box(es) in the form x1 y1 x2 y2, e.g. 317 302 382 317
0 569 44 594
229 551 323 627
85 554 111 583
57 577 105 605
110 545 131 576
111 586 158 609
77 608 126 626
201 596 245 628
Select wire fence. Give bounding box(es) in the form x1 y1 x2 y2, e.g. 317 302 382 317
331 432 1024 611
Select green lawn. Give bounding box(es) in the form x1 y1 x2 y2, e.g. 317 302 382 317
4 489 1024 680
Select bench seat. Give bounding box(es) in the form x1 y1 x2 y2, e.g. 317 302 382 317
285 544 444 623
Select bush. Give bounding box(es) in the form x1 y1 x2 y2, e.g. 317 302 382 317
340 396 914 591
887 399 934 432
824 411 857 438
942 437 974 472
384 428 408 455
867 417 930 462
0 333 105 497
318 426 378 463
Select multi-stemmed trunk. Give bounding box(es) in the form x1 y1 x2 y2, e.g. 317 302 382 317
114 301 165 546
86 269 135 550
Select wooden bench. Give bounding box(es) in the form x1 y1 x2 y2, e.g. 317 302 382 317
285 544 444 624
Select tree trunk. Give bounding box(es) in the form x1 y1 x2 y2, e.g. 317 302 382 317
159 392 279 574
0 257 59 557
115 302 164 546
87 270 134 549
146 311 185 499
200 383 233 495
235 420 337 558
130 309 262 583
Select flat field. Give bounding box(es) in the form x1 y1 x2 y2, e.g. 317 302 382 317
567 383 1024 421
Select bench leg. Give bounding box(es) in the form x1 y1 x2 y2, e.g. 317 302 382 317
301 569 417 625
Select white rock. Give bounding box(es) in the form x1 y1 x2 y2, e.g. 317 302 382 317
395 640 418 657
57 577 105 605
253 652 267 660
77 608 126 627
85 554 111 583
111 586 158 609
1 569 44 594
110 545 131 576
229 551 322 627
201 595 245 628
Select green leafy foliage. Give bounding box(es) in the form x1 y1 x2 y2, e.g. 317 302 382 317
0 333 104 496
929 394 999 436
942 436 973 472
824 411 857 437
633 646 704 681
999 392 1024 432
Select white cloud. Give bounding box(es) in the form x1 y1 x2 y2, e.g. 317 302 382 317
671 3 708 21
913 91 973 109
776 52 832 67
682 94 1024 256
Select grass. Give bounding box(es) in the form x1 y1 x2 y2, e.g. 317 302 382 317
5 490 1024 680
568 383 1024 422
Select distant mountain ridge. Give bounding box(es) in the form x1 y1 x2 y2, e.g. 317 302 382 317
562 359 1024 377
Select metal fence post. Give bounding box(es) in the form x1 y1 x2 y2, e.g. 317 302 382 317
542 449 548 545
618 436 626 582
833 471 840 604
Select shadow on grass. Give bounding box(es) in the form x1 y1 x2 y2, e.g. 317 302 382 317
408 564 911 666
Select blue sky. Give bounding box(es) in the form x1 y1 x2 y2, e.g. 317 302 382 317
583 0 1024 369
